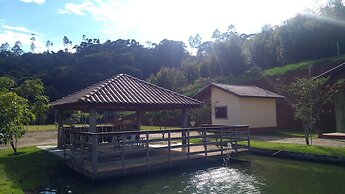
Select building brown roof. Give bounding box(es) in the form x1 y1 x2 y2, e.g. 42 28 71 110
51 74 202 110
194 83 284 99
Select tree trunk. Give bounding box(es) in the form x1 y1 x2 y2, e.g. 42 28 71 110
304 133 310 145
304 126 310 145
10 139 17 155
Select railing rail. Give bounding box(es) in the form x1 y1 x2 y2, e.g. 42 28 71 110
62 125 250 180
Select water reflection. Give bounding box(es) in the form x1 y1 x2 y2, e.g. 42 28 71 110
188 167 262 194
40 155 345 194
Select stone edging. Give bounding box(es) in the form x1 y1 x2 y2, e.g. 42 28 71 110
250 148 345 166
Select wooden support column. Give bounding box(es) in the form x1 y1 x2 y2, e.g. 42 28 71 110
89 108 98 180
181 109 188 146
89 108 97 133
57 110 64 148
136 110 144 129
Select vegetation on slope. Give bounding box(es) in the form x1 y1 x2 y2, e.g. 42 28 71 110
263 55 345 77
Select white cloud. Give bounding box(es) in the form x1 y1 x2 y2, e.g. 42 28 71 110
0 24 46 53
57 0 329 45
2 24 37 34
20 0 45 5
0 30 32 46
58 1 94 16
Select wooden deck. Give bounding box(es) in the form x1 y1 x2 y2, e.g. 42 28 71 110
62 126 250 180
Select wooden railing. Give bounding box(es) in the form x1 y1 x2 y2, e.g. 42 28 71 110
62 125 250 180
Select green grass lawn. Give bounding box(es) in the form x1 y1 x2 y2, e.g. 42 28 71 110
260 129 318 138
0 147 65 193
27 124 57 132
248 140 345 157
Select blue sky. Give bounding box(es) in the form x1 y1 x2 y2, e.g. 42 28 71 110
0 0 328 53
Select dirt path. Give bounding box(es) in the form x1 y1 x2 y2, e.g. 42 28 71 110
0 130 57 149
252 135 345 148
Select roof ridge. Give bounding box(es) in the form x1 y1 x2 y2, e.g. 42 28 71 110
213 83 257 87
125 74 201 103
194 82 284 99
84 74 123 100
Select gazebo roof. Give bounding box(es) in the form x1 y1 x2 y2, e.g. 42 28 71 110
51 74 202 110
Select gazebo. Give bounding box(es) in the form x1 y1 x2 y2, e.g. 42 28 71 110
51 74 250 180
52 73 202 147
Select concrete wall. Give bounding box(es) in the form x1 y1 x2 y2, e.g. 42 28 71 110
211 87 241 125
239 97 277 128
211 87 277 128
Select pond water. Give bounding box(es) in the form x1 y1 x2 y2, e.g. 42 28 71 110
40 155 345 194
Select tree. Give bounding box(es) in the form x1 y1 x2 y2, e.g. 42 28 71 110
63 36 72 52
148 67 187 92
0 77 15 91
189 101 212 126
0 77 50 154
11 41 24 56
0 92 33 154
0 77 36 154
212 29 221 40
45 40 53 53
0 42 10 53
15 79 50 124
283 76 344 145
188 34 202 54
30 33 36 53
154 39 187 68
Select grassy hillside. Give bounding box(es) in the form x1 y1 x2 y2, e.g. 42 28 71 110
263 55 345 77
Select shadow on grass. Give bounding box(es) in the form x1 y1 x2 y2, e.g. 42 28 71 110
316 146 345 157
0 147 68 193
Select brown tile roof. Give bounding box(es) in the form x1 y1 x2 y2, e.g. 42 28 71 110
194 83 284 99
51 74 202 110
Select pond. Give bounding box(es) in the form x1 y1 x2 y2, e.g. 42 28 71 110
40 155 345 194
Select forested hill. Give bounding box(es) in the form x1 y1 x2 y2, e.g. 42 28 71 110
0 39 187 101
1 1 345 101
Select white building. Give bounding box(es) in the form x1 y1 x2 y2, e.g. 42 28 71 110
194 83 284 132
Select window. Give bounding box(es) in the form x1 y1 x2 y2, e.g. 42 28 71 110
215 106 227 119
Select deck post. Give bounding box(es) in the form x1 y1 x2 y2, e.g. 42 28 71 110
234 126 238 153
203 128 208 160
89 108 97 180
145 132 150 171
80 134 84 168
220 127 223 156
92 133 98 180
187 128 190 163
57 110 64 148
168 130 171 167
121 133 126 175
247 126 250 147
136 110 144 129
181 109 188 152
89 108 97 133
